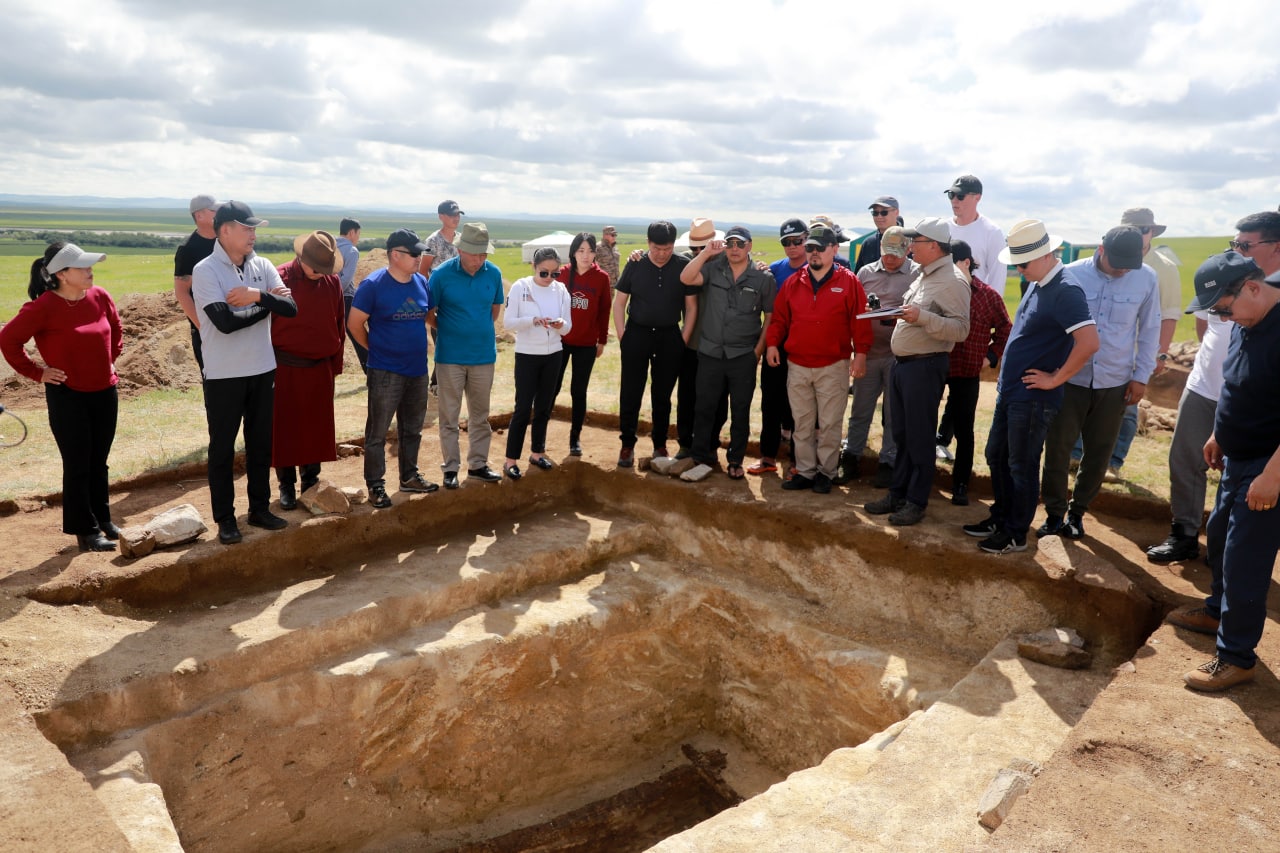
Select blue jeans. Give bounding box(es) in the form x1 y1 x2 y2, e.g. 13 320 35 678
1203 455 1280 669
363 368 430 487
985 396 1059 539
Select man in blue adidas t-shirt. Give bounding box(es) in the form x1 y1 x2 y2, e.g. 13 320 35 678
348 228 439 508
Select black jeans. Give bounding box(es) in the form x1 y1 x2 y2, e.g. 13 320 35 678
986 396 1059 539
46 383 117 535
936 376 981 488
343 294 369 375
557 344 598 442
204 370 275 524
188 320 205 373
507 352 560 459
618 324 683 449
758 353 793 459
693 352 756 466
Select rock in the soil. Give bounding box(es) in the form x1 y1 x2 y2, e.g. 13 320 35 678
650 457 675 475
680 463 714 482
118 527 156 559
976 767 1034 829
147 504 207 548
1018 627 1092 669
341 486 367 505
337 443 362 458
301 481 351 515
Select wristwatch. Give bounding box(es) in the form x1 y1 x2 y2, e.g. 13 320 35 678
1157 353 1169 362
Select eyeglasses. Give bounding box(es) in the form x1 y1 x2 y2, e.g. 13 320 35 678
537 269 560 279
910 238 934 246
1229 239 1276 253
725 238 747 248
871 209 893 217
1207 284 1247 316
392 248 422 258
945 191 969 200
781 236 806 247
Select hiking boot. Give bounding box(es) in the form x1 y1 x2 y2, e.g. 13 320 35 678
1036 515 1064 537
1183 657 1255 692
865 494 905 515
369 484 392 508
1147 526 1201 564
781 475 814 491
1166 605 1220 635
963 516 1000 538
978 530 1027 554
873 462 894 489
400 473 439 493
888 502 926 526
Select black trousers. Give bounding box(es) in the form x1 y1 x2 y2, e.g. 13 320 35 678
618 324 683 449
888 354 948 507
759 354 793 458
693 352 756 466
204 370 275 524
276 463 321 490
507 352 560 459
936 376 981 488
188 320 205 373
557 344 598 442
46 383 117 535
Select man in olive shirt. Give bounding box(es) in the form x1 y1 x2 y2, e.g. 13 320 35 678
866 217 970 526
613 220 697 467
596 225 621 286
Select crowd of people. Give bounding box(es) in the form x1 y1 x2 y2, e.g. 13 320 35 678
2 182 1279 695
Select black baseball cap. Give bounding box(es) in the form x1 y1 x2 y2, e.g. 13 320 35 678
386 228 431 253
438 200 464 215
1186 251 1259 314
213 200 267 228
1101 226 1144 271
725 226 752 242
779 218 807 239
946 175 983 196
804 224 838 249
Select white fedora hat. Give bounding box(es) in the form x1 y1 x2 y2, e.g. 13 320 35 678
998 219 1062 265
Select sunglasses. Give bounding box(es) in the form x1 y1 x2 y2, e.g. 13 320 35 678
871 209 893 217
1229 239 1277 253
945 191 969 200
781 236 806 247
805 245 827 253
392 248 422 259
725 238 748 248
537 269 560 279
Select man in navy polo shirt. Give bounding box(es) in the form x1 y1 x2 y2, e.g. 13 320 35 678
348 228 438 508
428 221 506 488
963 220 1098 554
1169 252 1280 692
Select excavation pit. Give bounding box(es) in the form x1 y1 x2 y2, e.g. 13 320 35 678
13 460 1158 852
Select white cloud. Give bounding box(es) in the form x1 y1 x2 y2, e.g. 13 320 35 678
0 0 1277 240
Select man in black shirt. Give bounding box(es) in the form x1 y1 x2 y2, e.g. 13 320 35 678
612 221 696 467
174 193 219 372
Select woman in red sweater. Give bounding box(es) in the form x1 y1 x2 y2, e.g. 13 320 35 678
0 243 123 552
555 232 612 455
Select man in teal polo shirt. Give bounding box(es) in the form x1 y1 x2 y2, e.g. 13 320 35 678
427 222 505 488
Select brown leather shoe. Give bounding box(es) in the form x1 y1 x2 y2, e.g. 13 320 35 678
1166 605 1220 636
1184 657 1255 692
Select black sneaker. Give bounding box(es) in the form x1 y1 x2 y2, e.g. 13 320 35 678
248 510 288 531
951 483 969 506
979 530 1028 554
468 467 502 483
400 473 439 493
1036 515 1064 537
963 516 1000 538
782 474 814 491
888 501 926 526
618 447 634 468
812 473 832 494
1147 526 1200 564
865 494 905 515
216 519 242 545
369 484 392 508
1063 513 1085 540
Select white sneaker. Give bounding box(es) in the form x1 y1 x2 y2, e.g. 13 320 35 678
935 444 954 462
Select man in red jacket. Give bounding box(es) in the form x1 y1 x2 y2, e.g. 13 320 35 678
766 224 873 493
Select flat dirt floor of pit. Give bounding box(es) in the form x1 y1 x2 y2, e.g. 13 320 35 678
2 416 1280 851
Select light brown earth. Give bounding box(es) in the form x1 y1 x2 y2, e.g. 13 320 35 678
1 297 1277 851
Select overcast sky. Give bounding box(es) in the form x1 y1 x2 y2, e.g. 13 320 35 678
1 0 1276 241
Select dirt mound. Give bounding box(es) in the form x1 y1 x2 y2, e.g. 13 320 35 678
113 293 204 398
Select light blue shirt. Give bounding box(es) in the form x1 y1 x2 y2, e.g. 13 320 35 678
1063 256 1161 389
336 236 360 296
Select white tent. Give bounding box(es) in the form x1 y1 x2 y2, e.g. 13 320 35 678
521 231 575 263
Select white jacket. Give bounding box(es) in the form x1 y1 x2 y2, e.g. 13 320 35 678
503 276 572 355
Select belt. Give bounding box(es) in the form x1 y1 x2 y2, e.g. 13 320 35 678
895 352 947 363
626 322 680 332
274 348 330 368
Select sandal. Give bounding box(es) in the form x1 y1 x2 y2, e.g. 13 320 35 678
727 464 745 480
747 460 776 475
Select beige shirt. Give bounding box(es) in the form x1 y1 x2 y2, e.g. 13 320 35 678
890 256 971 357
1145 248 1182 321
